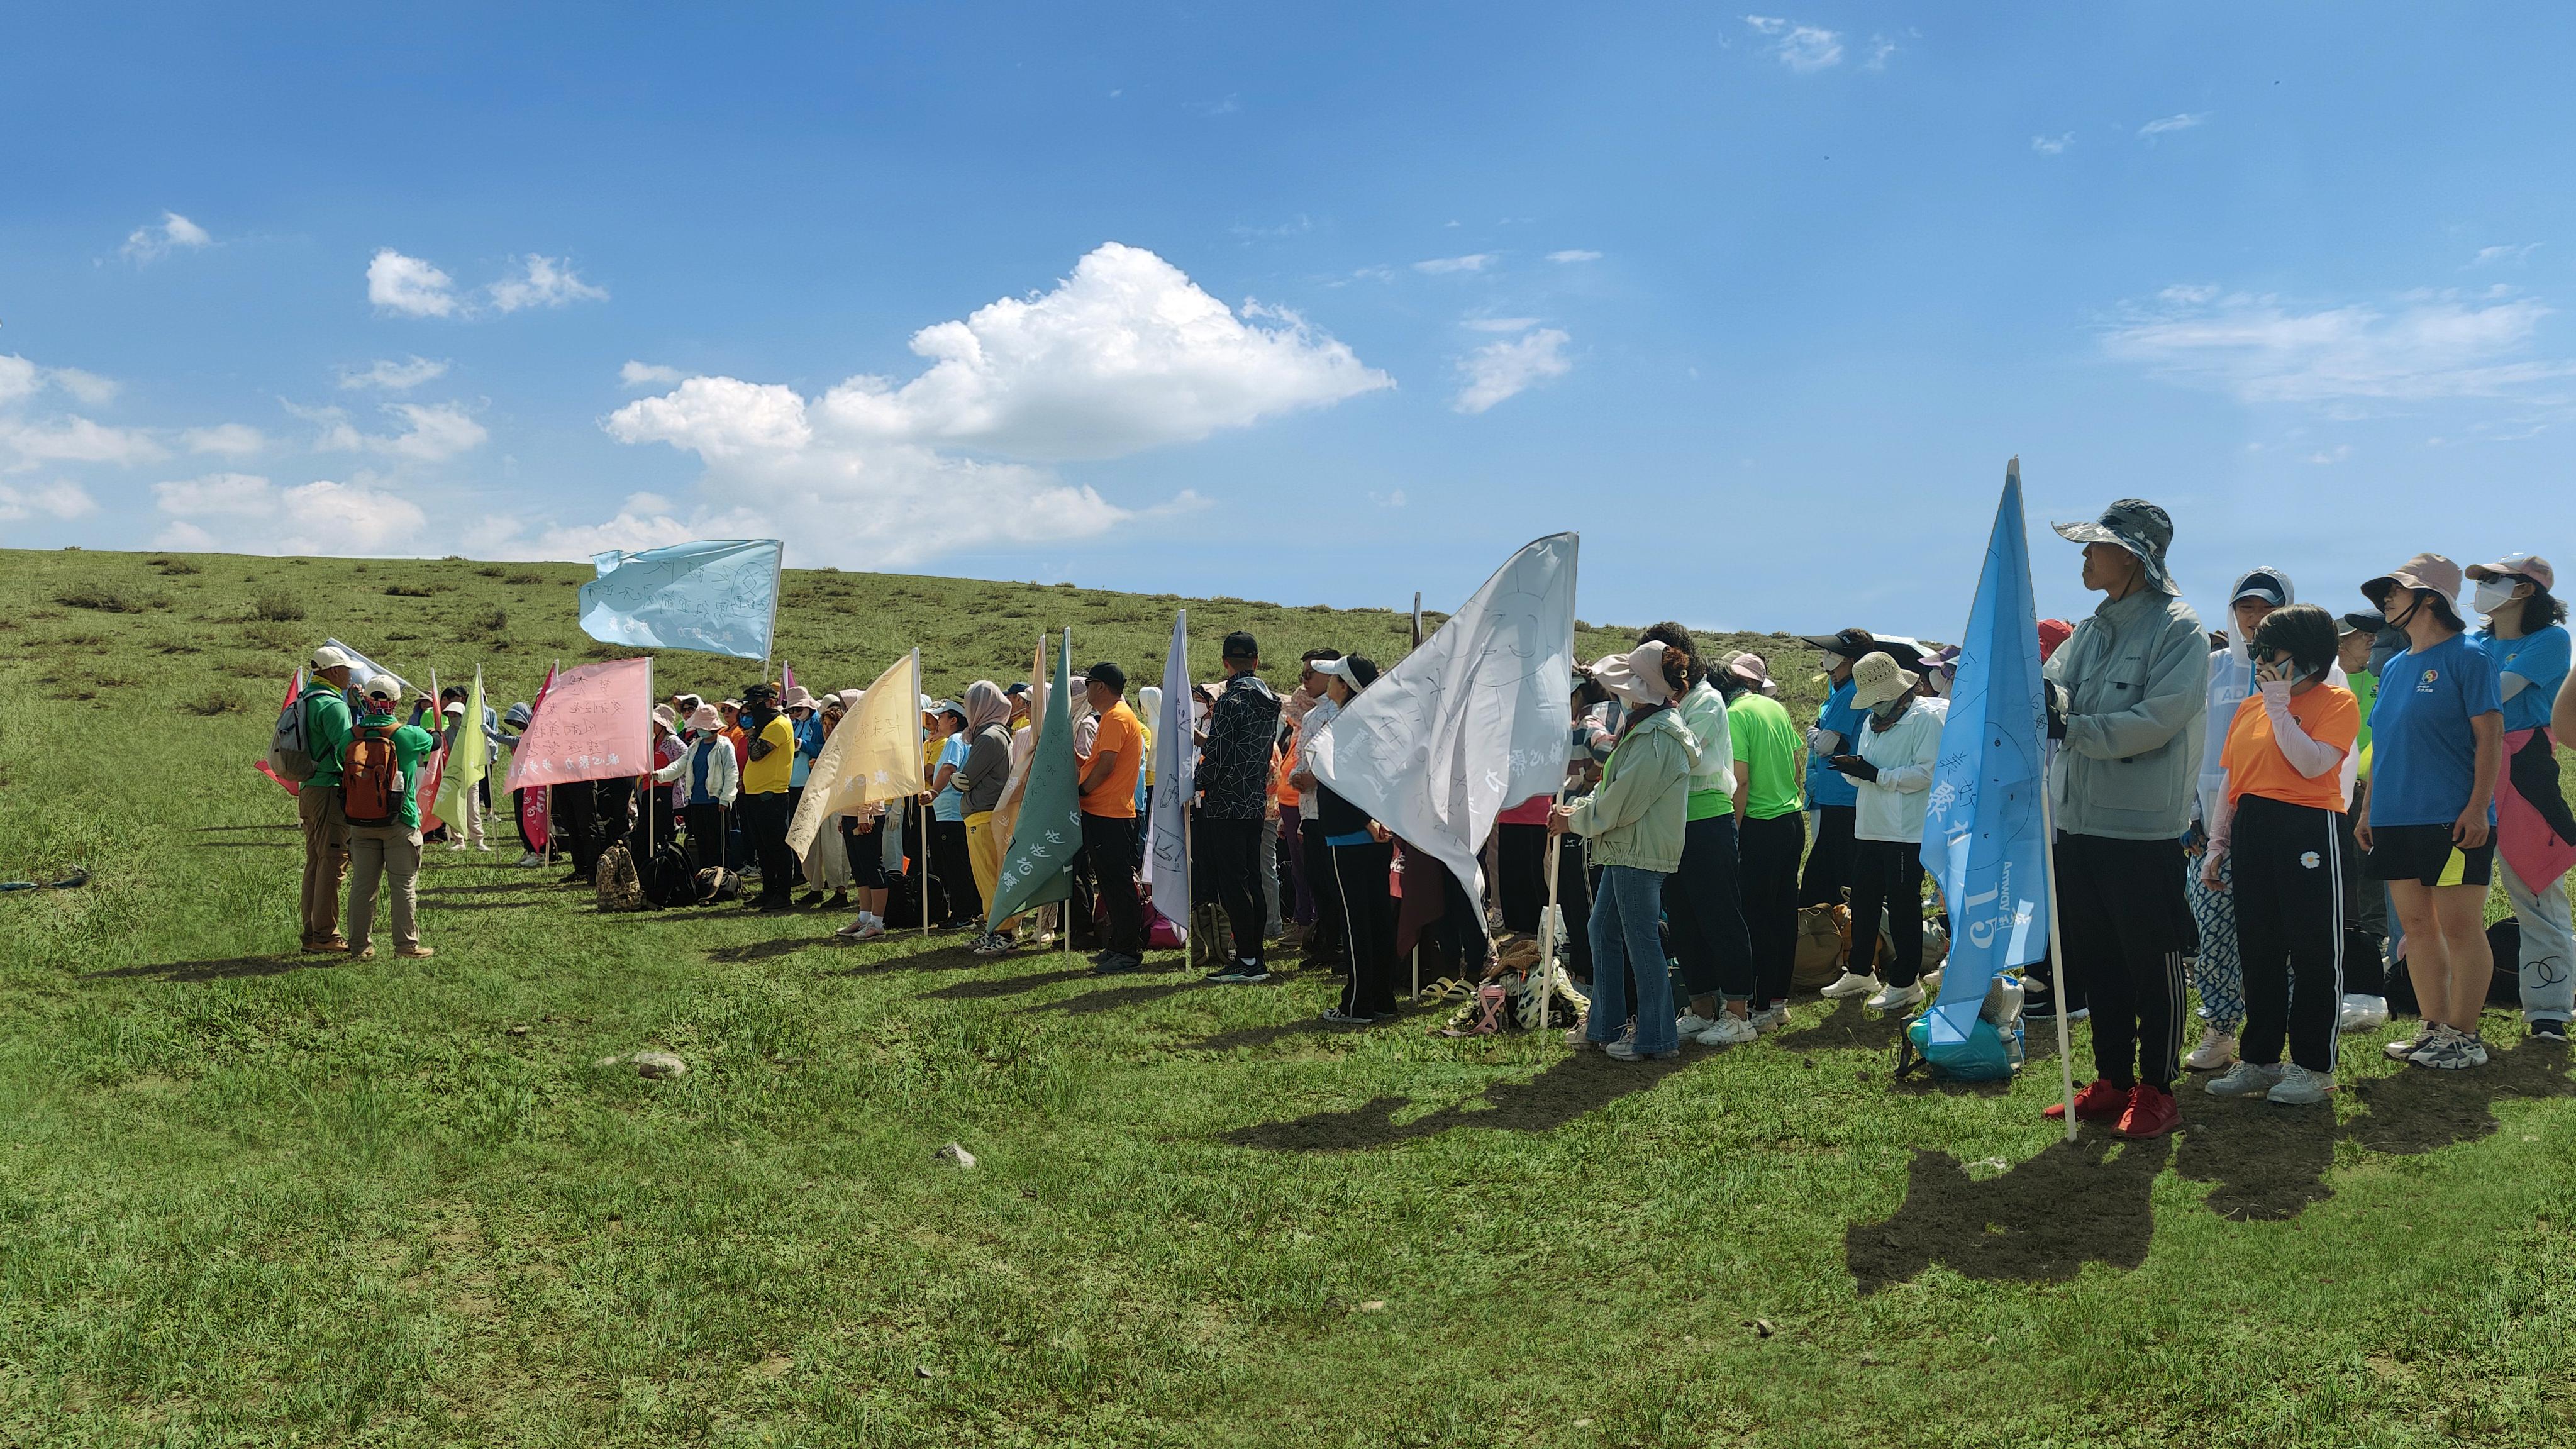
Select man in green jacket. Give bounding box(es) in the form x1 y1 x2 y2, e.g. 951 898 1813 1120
299 645 357 952
2041 499 2211 1140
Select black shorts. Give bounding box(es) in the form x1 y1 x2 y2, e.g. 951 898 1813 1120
2365 823 2494 887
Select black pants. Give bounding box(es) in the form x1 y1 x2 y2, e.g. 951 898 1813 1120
1799 804 1858 907
1332 840 1399 1017
2234 796 2346 1072
1497 821 1550 934
1669 813 1759 1001
1300 822 1346 960
1199 817 1269 965
1082 813 1146 955
1435 866 1492 974
1844 836 1925 986
2338 808 2387 996
682 802 724 875
558 783 601 878
2057 832 2193 1091
931 819 977 921
1739 810 1806 1006
1561 840 1598 982
740 792 795 904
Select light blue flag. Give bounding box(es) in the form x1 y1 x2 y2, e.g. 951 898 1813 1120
1918 462 2051 1045
578 539 783 661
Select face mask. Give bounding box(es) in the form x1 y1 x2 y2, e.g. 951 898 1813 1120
2474 578 2521 617
1869 697 1907 721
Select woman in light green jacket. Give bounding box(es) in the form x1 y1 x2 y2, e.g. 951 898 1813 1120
1552 641 1700 1060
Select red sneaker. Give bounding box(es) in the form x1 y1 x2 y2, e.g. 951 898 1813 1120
2043 1078 2129 1123
2114 1083 2180 1140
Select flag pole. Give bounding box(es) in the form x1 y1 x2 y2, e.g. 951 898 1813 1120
2037 772 2079 1140
1536 784 1568 1031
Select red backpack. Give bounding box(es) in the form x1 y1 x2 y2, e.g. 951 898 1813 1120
343 722 407 827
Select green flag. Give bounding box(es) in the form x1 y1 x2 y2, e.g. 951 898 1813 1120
988 630 1079 924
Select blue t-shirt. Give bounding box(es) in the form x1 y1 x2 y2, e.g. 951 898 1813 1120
931 733 969 823
1806 679 1863 809
788 714 826 789
2368 633 2503 827
2479 625 2569 735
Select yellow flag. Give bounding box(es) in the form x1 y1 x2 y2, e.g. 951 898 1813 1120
787 650 920 858
436 666 489 828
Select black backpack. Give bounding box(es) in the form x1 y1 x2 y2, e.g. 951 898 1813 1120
641 840 697 908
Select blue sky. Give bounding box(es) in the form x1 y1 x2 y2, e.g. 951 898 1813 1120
6 3 2574 636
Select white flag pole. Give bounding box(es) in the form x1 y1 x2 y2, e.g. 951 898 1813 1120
2038 748 2079 1141
1536 784 1568 1031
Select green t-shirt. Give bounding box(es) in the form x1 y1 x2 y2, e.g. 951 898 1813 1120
347 712 440 828
2348 669 2377 780
303 686 354 787
1728 692 1806 821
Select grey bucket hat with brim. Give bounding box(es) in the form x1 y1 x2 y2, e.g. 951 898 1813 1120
2051 498 2178 595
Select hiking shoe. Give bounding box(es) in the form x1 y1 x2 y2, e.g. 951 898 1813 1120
1697 1016 1758 1048
395 945 435 960
1750 1004 1789 1033
1563 1019 1592 1050
796 891 824 908
2205 1060 2284 1098
1091 952 1145 975
1604 1038 1680 1062
2462 1032 2490 1067
514 851 543 868
306 935 348 953
353 945 376 962
1819 971 1879 1000
1319 1006 1377 1025
2338 994 2390 1033
1204 961 1271 984
2533 1018 2570 1042
1864 981 1924 1013
968 931 1016 956
1675 1011 1723 1038
2267 1065 2336 1104
2114 1084 2180 1140
2384 1028 2438 1062
2184 1027 2238 1071
2044 1077 2129 1123
2409 1026 2480 1070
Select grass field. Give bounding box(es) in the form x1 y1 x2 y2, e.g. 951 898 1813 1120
1 545 2570 1448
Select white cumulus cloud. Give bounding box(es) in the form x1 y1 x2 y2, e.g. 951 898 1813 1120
0 481 98 523
588 242 1389 565
2104 288 2576 403
369 248 460 318
1453 327 1572 414
147 471 428 554
340 356 450 391
121 212 212 263
620 360 684 388
488 254 608 313
182 423 267 457
298 400 489 461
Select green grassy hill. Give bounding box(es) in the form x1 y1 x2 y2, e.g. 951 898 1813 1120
0 547 2568 1448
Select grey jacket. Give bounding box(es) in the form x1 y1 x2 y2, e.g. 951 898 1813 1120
2044 587 2211 840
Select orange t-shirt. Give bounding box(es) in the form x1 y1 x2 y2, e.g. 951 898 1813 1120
1079 701 1145 818
2221 683 2359 814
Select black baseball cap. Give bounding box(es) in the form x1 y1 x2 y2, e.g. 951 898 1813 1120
1223 631 1260 660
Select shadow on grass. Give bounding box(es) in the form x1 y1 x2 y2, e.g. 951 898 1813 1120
2340 1038 2573 1155
1846 1135 2174 1293
921 968 1091 1001
2172 1092 2337 1221
192 823 297 833
1224 1050 1694 1151
427 899 538 914
1033 980 1199 1016
89 953 353 984
1774 997 1907 1054
417 880 553 898
188 841 296 850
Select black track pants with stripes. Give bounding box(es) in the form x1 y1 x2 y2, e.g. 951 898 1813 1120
2229 795 2346 1073
2055 832 2194 1091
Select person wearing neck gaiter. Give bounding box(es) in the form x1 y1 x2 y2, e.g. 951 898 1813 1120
2040 499 2211 1141
1552 642 1698 1062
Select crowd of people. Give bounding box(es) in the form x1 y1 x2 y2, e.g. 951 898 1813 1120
282 498 2575 1141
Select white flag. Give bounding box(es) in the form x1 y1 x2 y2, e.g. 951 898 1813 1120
1143 608 1194 935
1311 532 1579 900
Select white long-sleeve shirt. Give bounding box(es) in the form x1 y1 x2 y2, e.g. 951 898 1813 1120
1852 697 1947 843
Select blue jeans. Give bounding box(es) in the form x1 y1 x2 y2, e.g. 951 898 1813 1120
1587 864 1677 1053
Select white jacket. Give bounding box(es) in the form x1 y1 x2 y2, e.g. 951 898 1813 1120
652 734 739 808
1853 697 1946 842
1674 679 1740 799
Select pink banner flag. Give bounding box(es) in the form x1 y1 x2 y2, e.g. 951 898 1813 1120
504 657 656 792
519 662 559 853
780 660 796 699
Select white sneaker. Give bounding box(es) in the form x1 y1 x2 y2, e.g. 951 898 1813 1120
1563 1019 1592 1050
1864 981 1924 1012
2184 1028 2238 1071
2204 1060 2284 1097
2267 1064 2336 1104
514 851 543 868
1750 1004 1789 1033
1920 965 1944 998
1819 971 1879 1000
2338 994 2390 1033
476 843 494 853
1697 1016 1758 1047
1675 1012 1722 1038
2383 1028 2436 1062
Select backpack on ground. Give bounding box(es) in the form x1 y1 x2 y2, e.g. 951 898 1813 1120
269 685 329 783
341 722 406 827
694 867 743 904
595 843 645 912
641 840 696 908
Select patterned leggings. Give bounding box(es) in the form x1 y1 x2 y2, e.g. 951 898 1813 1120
2185 852 2245 1032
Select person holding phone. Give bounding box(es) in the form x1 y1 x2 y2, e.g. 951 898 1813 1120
2199 605 2360 1104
